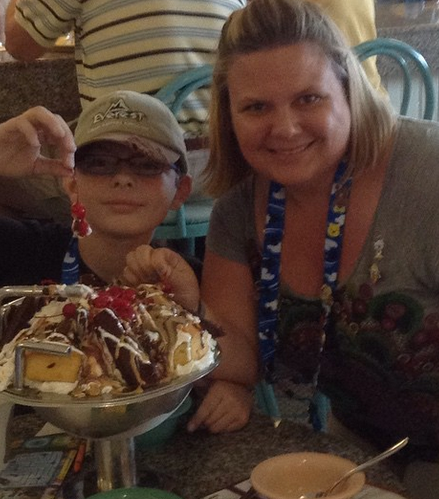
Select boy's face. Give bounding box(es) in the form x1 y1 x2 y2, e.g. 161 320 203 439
64 141 191 240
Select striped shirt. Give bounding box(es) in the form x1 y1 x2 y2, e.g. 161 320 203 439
14 0 246 135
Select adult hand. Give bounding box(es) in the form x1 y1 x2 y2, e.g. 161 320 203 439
123 245 200 311
0 106 75 178
187 379 253 434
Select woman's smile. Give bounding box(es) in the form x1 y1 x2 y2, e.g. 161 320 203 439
228 42 351 189
266 140 314 156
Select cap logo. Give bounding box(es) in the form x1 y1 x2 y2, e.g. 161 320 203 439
93 98 146 124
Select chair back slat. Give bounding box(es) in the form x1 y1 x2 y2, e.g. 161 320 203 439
354 38 436 120
153 65 214 253
154 66 213 111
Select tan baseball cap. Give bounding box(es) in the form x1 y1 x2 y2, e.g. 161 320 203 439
74 90 188 174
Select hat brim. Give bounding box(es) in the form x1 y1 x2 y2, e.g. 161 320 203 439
78 133 181 168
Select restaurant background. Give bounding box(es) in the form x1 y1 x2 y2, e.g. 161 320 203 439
0 2 436 499
0 1 439 125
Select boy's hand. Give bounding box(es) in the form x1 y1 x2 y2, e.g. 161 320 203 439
123 245 200 311
187 380 253 434
0 106 75 178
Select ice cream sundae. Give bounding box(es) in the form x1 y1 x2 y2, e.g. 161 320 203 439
0 283 217 397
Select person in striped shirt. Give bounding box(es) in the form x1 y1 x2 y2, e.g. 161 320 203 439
6 0 245 137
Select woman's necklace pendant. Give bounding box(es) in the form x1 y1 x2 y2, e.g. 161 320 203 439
320 284 334 309
369 237 384 285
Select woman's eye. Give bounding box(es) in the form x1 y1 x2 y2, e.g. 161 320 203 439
243 102 266 113
299 94 321 105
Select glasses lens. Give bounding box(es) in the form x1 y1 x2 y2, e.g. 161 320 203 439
128 158 167 176
75 155 118 175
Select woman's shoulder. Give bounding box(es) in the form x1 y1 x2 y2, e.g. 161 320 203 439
376 117 439 236
390 117 439 180
213 177 253 210
207 177 256 263
396 116 439 151
210 177 254 228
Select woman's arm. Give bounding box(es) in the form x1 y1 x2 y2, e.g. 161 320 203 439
202 249 259 385
186 249 259 432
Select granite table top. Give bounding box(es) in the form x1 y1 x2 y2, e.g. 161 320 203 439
8 410 408 499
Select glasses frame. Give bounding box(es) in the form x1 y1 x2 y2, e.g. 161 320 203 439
74 152 180 177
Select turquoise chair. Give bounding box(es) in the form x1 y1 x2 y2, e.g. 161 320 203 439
153 66 214 255
354 37 436 120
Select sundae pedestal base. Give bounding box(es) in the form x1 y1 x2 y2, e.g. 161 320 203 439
95 438 137 491
88 487 183 499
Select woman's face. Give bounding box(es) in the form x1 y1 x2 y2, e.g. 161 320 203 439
64 141 190 240
228 42 351 190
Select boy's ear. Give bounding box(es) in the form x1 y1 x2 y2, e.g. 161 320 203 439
62 175 78 203
170 174 192 210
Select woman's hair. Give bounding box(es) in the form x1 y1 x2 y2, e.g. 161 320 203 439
204 0 396 197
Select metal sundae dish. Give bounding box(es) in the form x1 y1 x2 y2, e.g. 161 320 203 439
0 284 220 491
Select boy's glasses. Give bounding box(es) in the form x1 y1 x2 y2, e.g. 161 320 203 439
74 154 180 177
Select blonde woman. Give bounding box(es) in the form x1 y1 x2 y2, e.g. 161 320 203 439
197 0 439 494
126 6 439 492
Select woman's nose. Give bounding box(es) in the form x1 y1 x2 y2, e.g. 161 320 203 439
271 108 301 137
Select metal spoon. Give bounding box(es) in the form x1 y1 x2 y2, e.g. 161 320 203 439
300 437 409 499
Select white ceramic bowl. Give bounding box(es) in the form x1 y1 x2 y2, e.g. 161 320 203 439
251 452 366 499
